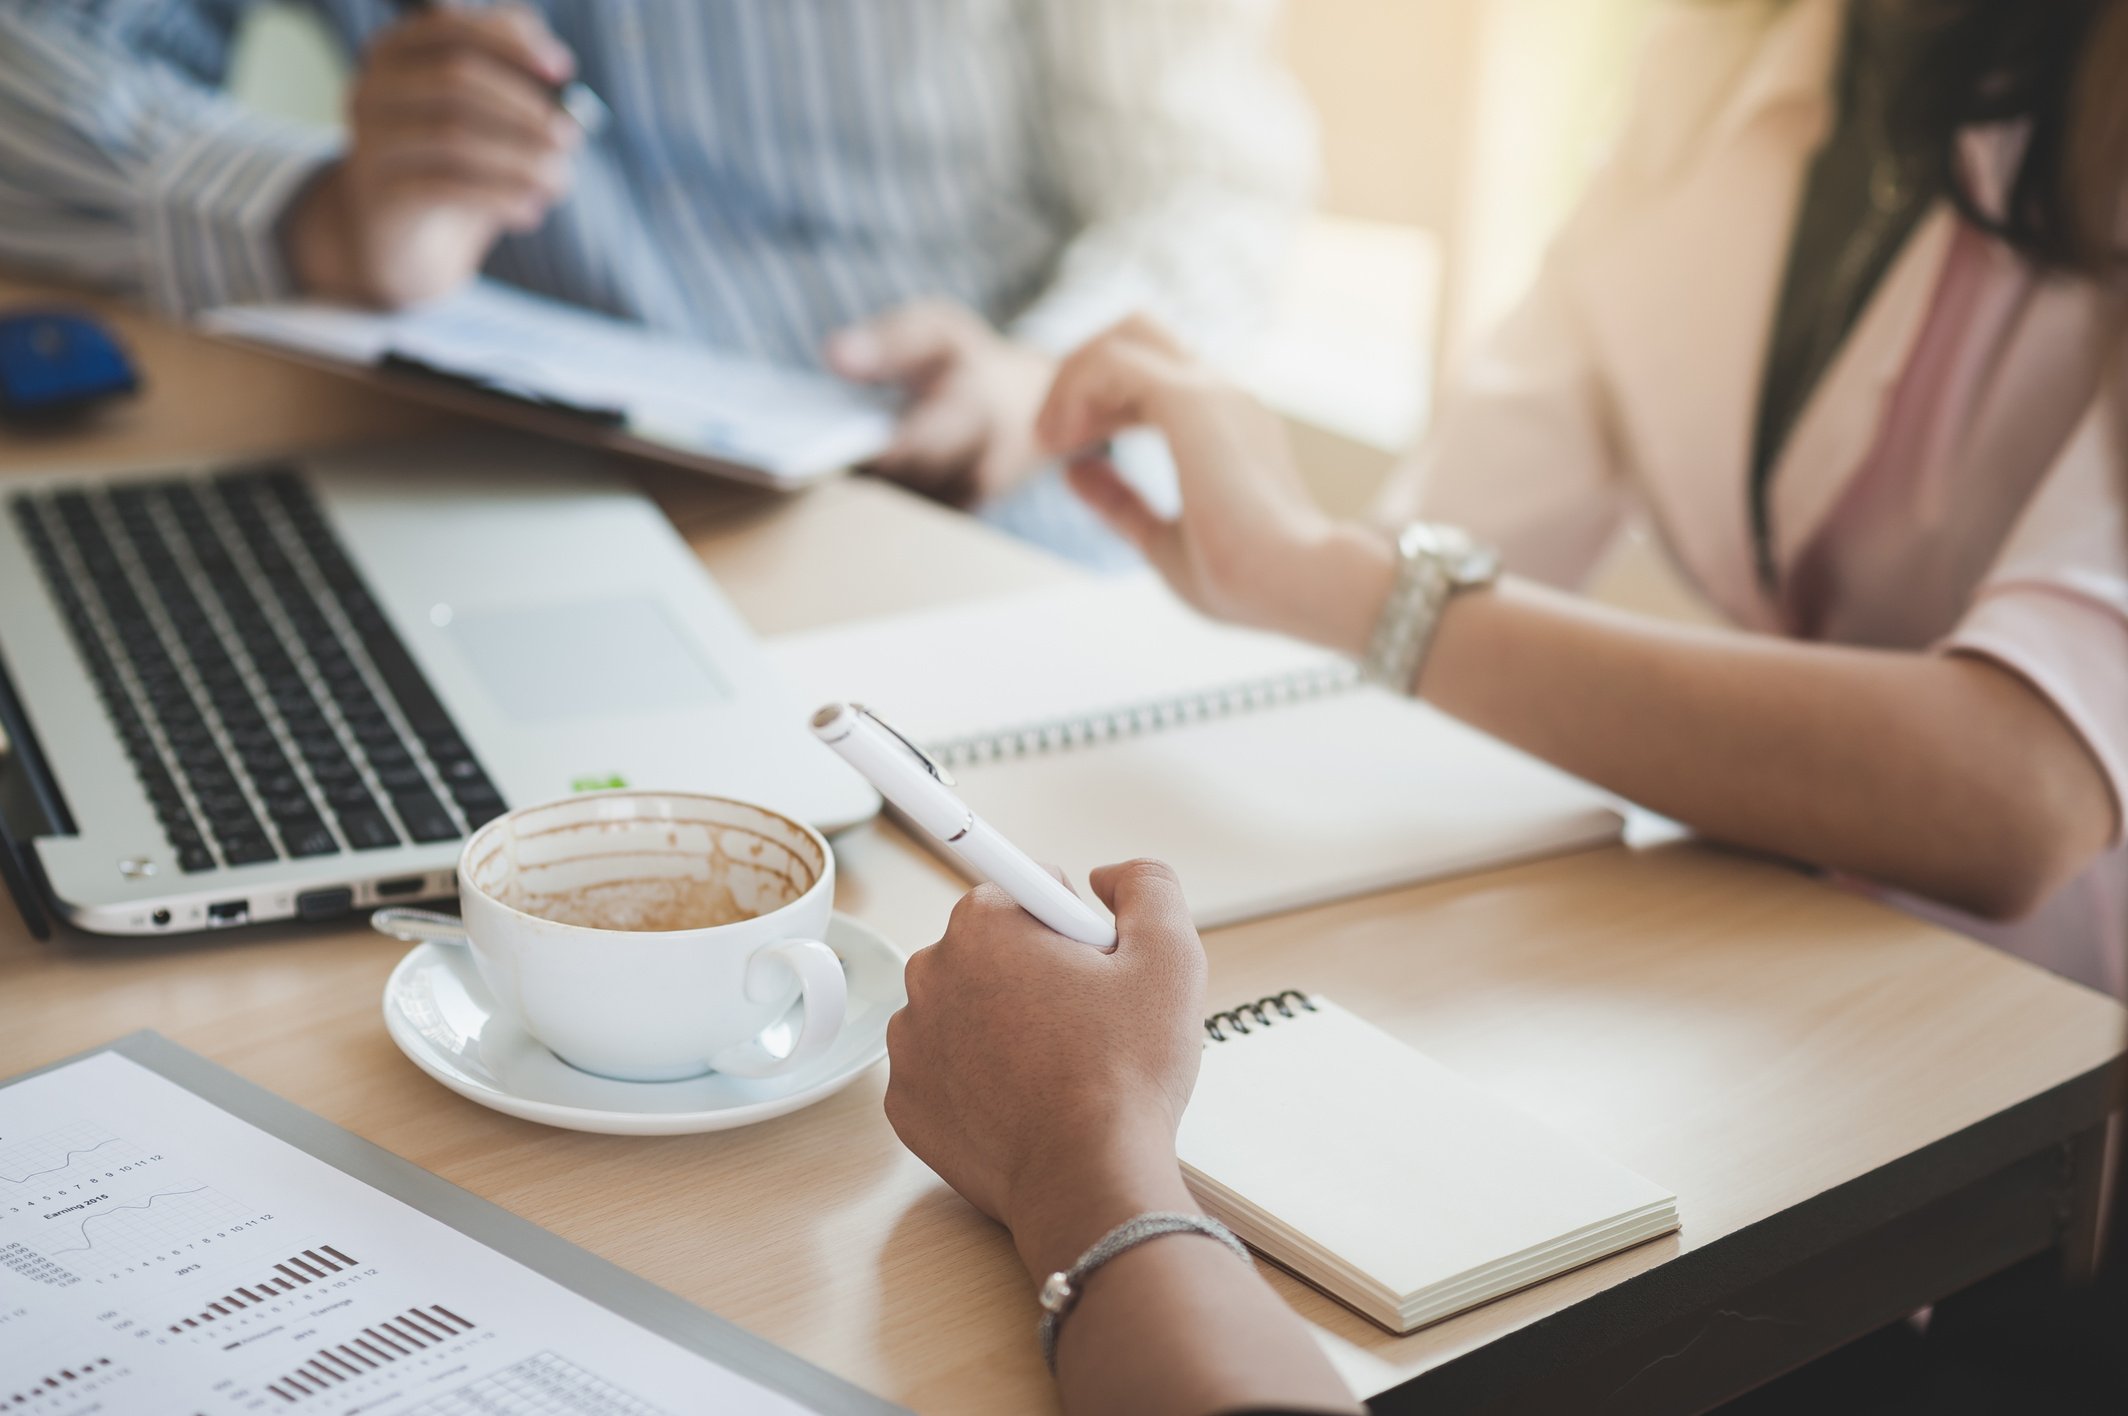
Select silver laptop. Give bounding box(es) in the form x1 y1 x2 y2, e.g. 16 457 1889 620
0 435 878 937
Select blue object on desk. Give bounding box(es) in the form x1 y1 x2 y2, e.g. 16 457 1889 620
0 308 140 420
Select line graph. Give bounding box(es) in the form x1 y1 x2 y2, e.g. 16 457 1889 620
0 1124 149 1207
0 1122 276 1282
28 1184 264 1276
0 1134 122 1187
45 1185 212 1254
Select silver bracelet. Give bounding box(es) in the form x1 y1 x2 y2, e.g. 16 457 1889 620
1036 1211 1250 1372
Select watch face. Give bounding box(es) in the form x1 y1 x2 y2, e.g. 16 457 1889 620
1452 546 1501 584
1399 522 1500 586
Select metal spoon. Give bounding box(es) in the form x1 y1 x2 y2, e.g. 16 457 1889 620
370 906 469 947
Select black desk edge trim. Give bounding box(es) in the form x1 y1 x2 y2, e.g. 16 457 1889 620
1376 1051 2127 1412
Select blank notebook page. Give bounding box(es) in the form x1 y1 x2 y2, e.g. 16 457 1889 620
770 576 1624 928
1179 998 1678 1330
771 573 1340 750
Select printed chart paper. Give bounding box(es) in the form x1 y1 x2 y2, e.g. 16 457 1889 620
0 1052 811 1414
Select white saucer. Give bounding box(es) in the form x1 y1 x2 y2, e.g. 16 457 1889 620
381 913 905 1135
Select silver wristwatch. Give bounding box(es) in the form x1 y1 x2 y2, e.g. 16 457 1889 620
1360 521 1501 693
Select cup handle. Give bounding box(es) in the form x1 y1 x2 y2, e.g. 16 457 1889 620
707 939 848 1079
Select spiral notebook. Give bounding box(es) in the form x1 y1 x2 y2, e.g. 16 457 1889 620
769 576 1623 927
1181 993 1679 1333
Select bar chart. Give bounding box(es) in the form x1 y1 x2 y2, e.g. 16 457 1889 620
264 1303 479 1403
5 1356 121 1410
166 1245 361 1334
2 1055 814 1416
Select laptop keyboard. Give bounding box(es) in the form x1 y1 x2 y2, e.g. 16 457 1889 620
9 466 505 874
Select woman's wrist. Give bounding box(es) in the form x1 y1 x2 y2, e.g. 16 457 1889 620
1005 1133 1198 1282
1262 522 1398 660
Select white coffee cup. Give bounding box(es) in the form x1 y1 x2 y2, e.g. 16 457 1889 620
457 791 846 1083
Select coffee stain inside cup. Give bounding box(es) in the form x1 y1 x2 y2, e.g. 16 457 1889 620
468 794 825 934
489 821 812 932
497 873 756 932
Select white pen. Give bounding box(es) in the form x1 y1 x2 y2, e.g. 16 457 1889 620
811 703 1117 950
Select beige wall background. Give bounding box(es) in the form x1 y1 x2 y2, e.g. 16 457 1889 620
1280 0 1654 351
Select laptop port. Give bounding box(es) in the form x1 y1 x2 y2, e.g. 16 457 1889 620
206 900 249 926
151 909 171 927
296 888 354 921
375 877 426 898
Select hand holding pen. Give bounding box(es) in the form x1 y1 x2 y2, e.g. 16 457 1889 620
284 3 606 307
392 2 611 135
813 703 1119 949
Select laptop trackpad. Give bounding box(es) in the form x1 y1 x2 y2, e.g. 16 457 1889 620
450 597 729 723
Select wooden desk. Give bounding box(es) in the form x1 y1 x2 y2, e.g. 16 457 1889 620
4 280 2124 1415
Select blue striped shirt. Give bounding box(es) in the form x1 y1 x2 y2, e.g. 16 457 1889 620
0 0 1313 368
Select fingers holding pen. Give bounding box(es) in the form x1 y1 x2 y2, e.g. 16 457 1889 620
348 6 587 232
354 48 582 156
370 4 577 88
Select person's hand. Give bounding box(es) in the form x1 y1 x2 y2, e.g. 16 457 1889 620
885 860 1207 1279
1037 317 1397 656
284 4 582 307
825 300 1055 507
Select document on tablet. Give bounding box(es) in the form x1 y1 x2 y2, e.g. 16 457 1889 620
202 279 898 489
0 1034 899 1415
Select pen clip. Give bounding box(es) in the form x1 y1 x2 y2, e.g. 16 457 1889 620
852 704 956 788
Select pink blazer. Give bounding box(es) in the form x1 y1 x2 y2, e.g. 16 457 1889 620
1387 0 2128 996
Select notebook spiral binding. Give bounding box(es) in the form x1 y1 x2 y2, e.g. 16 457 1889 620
922 661 1362 772
1204 990 1317 1042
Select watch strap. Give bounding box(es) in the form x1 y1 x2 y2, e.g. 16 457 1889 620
1361 521 1500 694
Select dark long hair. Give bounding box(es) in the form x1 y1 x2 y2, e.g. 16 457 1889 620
1888 0 2127 274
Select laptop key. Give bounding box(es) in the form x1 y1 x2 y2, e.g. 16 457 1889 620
242 748 292 778
420 728 469 757
294 731 344 761
280 820 339 858
254 771 304 800
392 791 459 844
324 781 378 811
367 742 414 771
451 780 503 814
376 763 428 793
457 797 506 830
177 743 228 772
196 788 251 819
436 756 488 785
219 834 277 866
340 810 400 851
264 793 316 823
309 755 360 784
